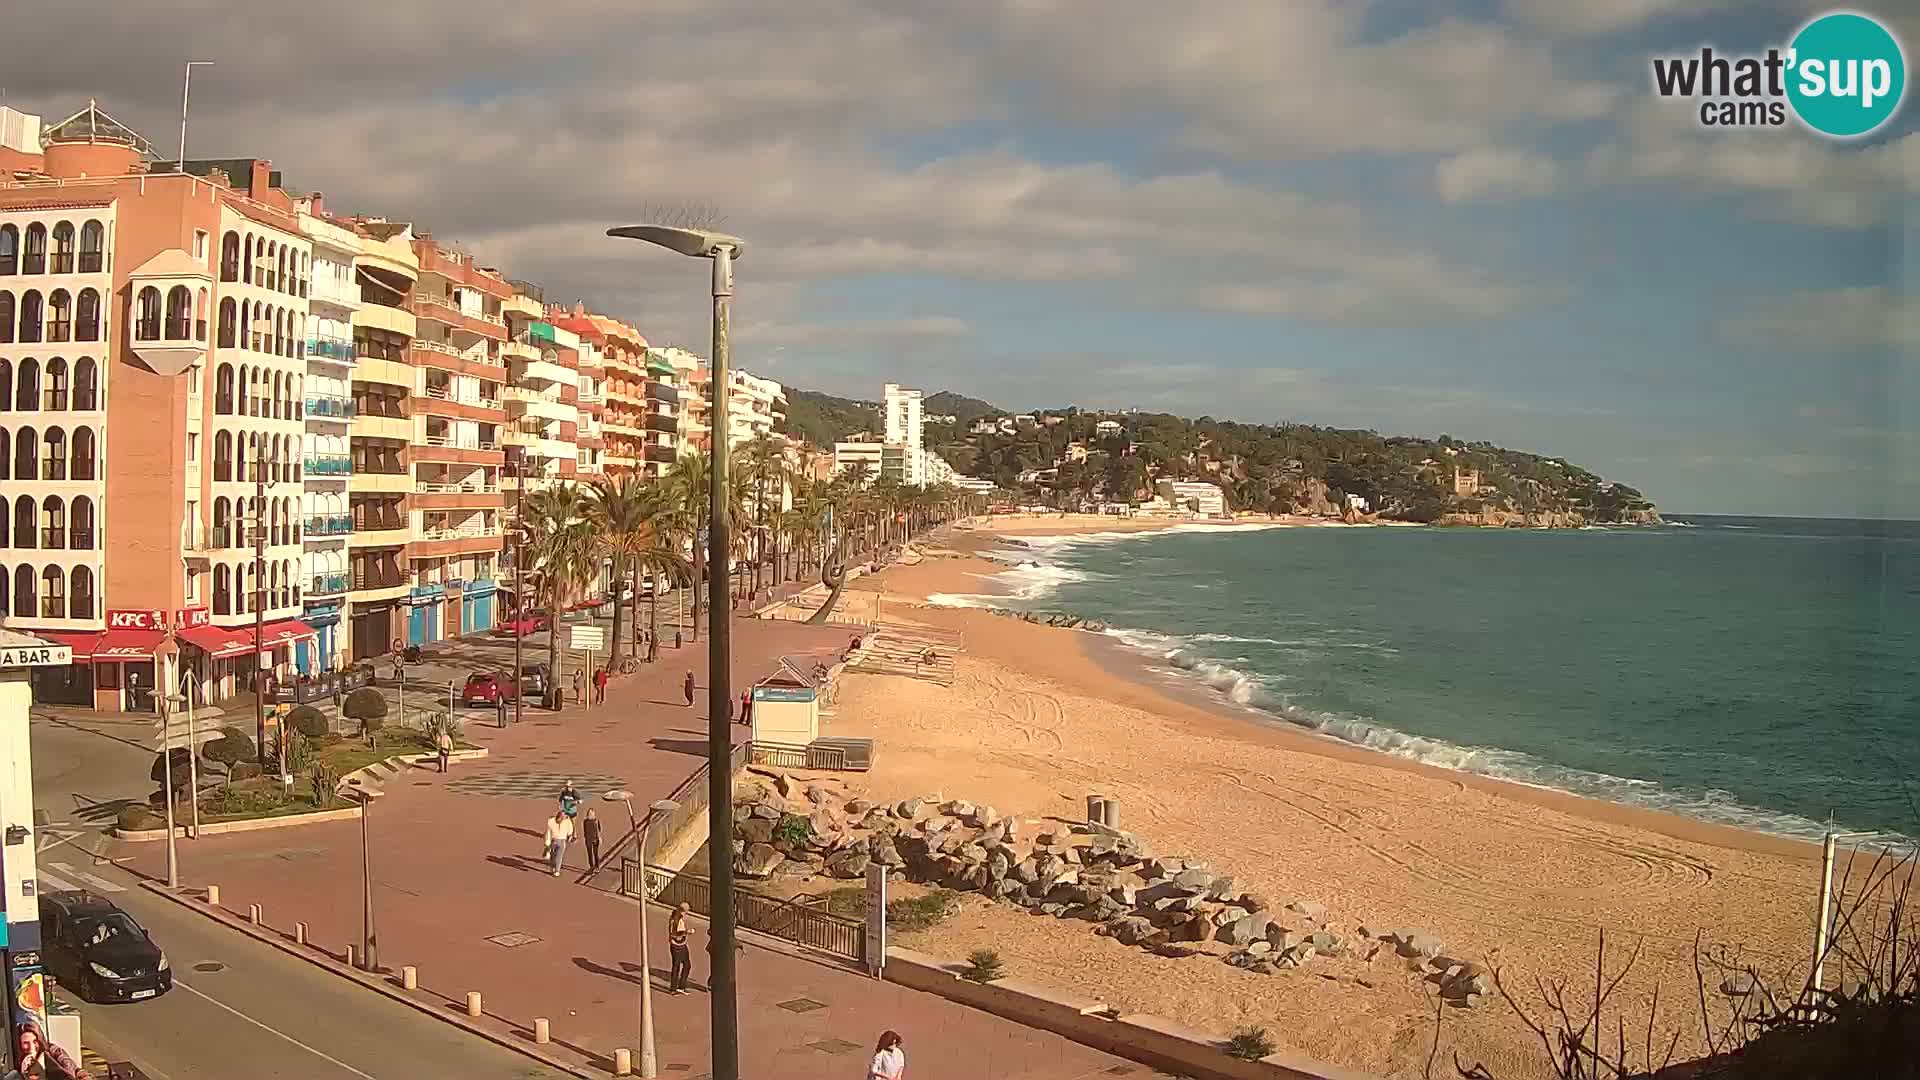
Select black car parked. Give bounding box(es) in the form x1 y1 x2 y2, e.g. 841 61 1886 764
40 891 172 1003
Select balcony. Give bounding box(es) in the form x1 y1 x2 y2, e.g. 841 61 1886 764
515 359 574 386
645 382 679 403
643 412 678 434
644 443 677 464
420 524 501 542
416 480 500 494
304 513 353 536
304 393 357 419
303 453 352 476
502 338 539 362
306 336 356 363
348 470 413 494
350 572 408 593
309 573 349 597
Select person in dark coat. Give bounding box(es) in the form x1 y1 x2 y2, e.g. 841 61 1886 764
582 807 602 869
683 671 696 707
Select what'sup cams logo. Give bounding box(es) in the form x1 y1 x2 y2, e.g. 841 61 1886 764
1651 10 1906 137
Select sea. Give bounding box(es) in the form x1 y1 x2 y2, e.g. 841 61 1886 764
930 516 1920 846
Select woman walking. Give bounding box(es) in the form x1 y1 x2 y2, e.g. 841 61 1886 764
867 1030 905 1080
541 808 574 877
667 901 693 993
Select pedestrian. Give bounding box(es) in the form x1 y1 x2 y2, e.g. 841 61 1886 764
668 901 692 993
572 667 586 705
559 781 580 820
683 671 696 707
593 666 609 705
15 1022 92 1080
541 808 574 876
582 807 602 870
674 629 683 650
738 689 752 727
435 724 453 773
868 1030 905 1080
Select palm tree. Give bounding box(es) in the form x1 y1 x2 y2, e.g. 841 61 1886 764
521 483 595 683
587 475 686 666
662 449 750 640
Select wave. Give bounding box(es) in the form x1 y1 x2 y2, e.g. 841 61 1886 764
1101 633 1909 847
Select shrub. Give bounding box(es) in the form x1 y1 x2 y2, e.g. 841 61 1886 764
229 762 264 782
284 730 314 773
963 948 1003 983
307 760 339 807
201 785 287 817
341 687 388 722
772 813 812 848
149 747 194 791
116 806 162 832
287 704 330 739
1224 1028 1275 1062
360 712 385 747
203 727 256 782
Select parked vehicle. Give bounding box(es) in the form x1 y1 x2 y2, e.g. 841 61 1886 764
500 610 553 636
517 663 552 697
40 891 172 1003
462 671 519 706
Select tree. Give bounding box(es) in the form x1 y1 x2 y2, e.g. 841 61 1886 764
588 475 685 665
342 687 388 748
662 449 748 639
202 726 255 787
523 483 596 679
287 704 329 739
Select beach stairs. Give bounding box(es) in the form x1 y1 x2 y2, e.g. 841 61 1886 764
847 621 963 686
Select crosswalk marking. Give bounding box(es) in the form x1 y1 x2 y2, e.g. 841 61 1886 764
48 861 125 893
38 870 82 893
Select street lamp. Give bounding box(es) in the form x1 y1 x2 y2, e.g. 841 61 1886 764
605 791 679 1080
606 222 745 1080
166 691 200 840
345 777 378 971
155 694 180 889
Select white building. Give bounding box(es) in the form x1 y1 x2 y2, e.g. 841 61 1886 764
1095 419 1122 436
1162 481 1227 516
723 369 784 447
833 440 884 482
293 200 360 672
884 382 925 486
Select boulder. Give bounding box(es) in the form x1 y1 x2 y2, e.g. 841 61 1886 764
1288 899 1328 922
870 837 904 866
996 819 1019 843
940 799 977 818
733 804 754 825
1171 868 1215 896
1035 831 1059 847
1235 892 1270 913
1168 913 1213 943
1205 876 1238 901
1107 882 1139 907
1147 857 1187 878
737 817 777 845
1246 939 1273 956
861 809 893 832
826 850 871 879
986 848 1013 881
1308 931 1342 954
1397 933 1445 960
969 805 1000 829
737 843 784 878
1038 902 1068 917
894 798 923 820
1109 916 1159 947
805 783 831 806
1217 914 1272 947
989 878 1024 902
956 863 990 891
1011 858 1039 885
750 803 782 820
1266 927 1295 952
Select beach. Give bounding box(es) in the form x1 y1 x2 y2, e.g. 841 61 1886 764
811 517 1859 1078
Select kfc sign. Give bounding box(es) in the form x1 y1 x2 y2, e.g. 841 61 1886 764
106 608 167 631
175 607 211 629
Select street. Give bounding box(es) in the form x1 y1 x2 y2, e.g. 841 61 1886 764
29 716 571 1080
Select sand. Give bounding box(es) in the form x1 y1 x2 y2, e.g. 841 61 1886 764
806 531 1877 1079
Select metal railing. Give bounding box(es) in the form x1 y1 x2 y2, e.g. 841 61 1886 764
306 336 356 361
310 573 349 595
415 480 500 494
419 525 501 541
746 741 849 771
621 862 865 964
304 393 357 418
303 454 352 475
304 513 352 536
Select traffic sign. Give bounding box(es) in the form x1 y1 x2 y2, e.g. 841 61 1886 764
570 625 606 651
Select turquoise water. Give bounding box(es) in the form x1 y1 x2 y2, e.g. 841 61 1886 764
938 517 1920 844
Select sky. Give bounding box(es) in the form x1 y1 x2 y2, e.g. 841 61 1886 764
9 0 1917 517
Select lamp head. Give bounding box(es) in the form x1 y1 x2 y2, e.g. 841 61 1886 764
607 225 745 260
650 799 680 814
603 789 634 803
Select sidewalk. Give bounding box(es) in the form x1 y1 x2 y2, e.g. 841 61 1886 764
116 616 1128 1080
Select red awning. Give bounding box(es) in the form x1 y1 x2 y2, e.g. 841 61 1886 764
94 628 165 661
259 620 318 648
37 630 102 662
176 624 256 659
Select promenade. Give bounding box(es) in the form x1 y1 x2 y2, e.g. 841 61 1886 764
118 616 1132 1080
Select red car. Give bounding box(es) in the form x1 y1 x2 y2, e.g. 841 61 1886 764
499 610 552 637
462 672 519 706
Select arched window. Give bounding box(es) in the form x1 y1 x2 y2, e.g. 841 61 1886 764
301 252 311 298
15 360 36 413
0 427 8 477
12 497 33 548
134 286 162 341
75 289 100 342
0 507 7 548
78 221 104 274
71 496 94 550
214 564 231 615
69 566 94 619
22 224 47 275
46 291 71 343
214 430 232 481
0 360 10 410
215 363 234 414
0 293 12 344
220 231 241 282
73 358 97 410
40 497 64 549
13 565 34 615
218 298 237 348
12 428 32 480
70 426 95 480
41 428 65 481
243 236 255 284
18 290 42 343
165 285 192 339
0 225 17 275
213 498 231 548
250 301 264 352
44 359 67 411
253 238 266 287
49 223 75 274
195 287 209 341
275 249 286 293
40 566 64 618
238 301 252 352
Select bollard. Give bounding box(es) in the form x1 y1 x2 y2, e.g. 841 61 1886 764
248 904 261 925
533 1018 550 1045
402 965 418 990
466 991 483 1018
1086 794 1109 827
1101 798 1121 831
295 922 307 945
613 1048 633 1076
345 945 356 969
206 884 221 906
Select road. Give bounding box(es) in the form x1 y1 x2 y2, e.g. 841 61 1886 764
28 718 572 1080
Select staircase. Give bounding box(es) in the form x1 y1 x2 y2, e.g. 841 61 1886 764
846 621 963 685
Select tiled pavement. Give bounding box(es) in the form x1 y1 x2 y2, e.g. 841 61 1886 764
118 615 1133 1080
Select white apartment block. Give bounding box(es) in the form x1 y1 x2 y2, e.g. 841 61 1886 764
884 382 924 486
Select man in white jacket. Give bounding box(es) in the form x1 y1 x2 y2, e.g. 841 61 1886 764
542 809 575 877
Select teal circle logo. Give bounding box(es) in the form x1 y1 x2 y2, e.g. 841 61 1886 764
1787 12 1906 137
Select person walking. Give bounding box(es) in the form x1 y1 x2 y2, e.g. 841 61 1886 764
572 667 586 705
738 689 752 727
867 1030 905 1080
541 808 574 877
434 724 453 773
582 807 602 870
683 671 696 707
674 629 683 650
559 781 581 821
15 1022 92 1080
667 901 692 993
593 666 610 705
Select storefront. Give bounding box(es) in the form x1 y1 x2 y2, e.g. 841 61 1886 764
34 611 169 713
463 579 498 634
406 584 444 646
299 603 345 675
351 601 399 662
175 618 317 705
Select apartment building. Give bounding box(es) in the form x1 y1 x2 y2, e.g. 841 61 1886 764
722 370 785 447
293 195 359 671
342 218 416 660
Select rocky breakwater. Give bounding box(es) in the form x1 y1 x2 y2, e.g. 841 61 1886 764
730 774 1491 1008
981 607 1108 633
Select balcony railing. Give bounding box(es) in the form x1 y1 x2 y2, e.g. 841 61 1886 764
306 336 356 362
415 480 501 494
420 525 502 542
351 573 406 591
303 453 352 476
304 513 353 536
310 573 349 596
304 393 357 419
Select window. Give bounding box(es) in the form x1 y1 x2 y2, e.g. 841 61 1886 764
49 223 75 274
218 298 236 348
214 564 230 615
12 497 33 548
187 432 199 464
71 496 94 550
222 230 241 283
43 360 67 411
40 566 63 618
0 225 16 275
195 230 209 262
23 224 47 275
69 566 94 619
15 361 36 414
42 428 65 480
74 289 99 342
196 288 208 341
13 565 33 615
46 292 70 342
71 427 95 480
184 565 199 605
11 429 31 480
40 496 64 548
165 285 192 339
213 499 231 548
18 290 42 343
0 293 12 344
78 221 104 274
134 287 162 340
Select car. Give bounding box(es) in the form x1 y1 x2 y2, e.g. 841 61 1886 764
463 671 518 706
517 663 551 697
500 610 552 636
39 891 172 1004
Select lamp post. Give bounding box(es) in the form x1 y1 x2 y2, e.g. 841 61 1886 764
605 791 679 1079
346 778 378 971
607 223 745 1080
156 693 179 889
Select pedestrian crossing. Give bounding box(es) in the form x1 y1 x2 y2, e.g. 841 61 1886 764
38 860 126 895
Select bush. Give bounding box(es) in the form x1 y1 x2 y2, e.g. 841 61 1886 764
824 888 961 932
963 948 1003 983
200 785 288 817
287 704 330 739
229 762 264 782
1224 1028 1275 1062
149 748 194 791
341 687 388 721
203 727 256 781
307 760 339 807
772 813 812 848
116 806 162 832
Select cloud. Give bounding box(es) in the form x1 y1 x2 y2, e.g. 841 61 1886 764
1435 148 1563 203
733 316 970 347
1725 287 1920 350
